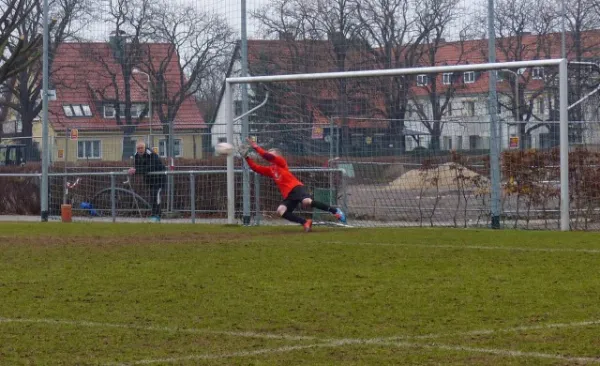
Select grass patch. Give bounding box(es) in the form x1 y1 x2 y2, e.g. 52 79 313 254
0 223 599 365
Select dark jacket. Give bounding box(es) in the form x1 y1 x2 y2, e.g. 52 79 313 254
134 148 166 185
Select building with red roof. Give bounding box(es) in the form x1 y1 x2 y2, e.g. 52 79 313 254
212 30 600 154
26 41 207 162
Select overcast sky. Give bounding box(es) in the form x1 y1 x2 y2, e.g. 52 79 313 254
79 0 482 42
80 0 270 41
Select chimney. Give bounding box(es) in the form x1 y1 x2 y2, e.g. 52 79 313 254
109 30 128 61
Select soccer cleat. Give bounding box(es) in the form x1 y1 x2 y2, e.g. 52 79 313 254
303 219 313 232
149 216 160 223
334 208 347 224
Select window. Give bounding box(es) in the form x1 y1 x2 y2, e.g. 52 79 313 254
81 105 92 116
532 67 544 80
158 139 182 157
536 98 545 114
463 71 475 84
446 102 453 116
72 105 84 117
443 73 453 85
496 70 505 82
104 105 115 118
417 74 429 86
443 136 453 150
77 140 101 159
63 104 93 117
63 105 74 117
469 135 481 150
463 101 476 117
103 104 145 118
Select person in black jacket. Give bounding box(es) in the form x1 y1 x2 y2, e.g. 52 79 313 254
128 140 166 222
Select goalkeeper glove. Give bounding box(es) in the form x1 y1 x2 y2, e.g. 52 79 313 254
238 144 251 158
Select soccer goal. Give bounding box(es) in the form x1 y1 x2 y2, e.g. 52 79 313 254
224 59 575 230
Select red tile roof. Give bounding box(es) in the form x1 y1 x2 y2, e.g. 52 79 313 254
242 30 600 128
49 42 206 132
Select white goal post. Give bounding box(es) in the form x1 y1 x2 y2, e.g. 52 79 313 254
224 59 569 230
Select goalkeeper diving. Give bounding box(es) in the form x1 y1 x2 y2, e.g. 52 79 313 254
239 137 346 232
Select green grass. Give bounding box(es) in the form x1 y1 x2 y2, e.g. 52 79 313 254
1 223 599 365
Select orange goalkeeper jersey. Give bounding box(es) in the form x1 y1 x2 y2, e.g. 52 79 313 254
245 146 303 199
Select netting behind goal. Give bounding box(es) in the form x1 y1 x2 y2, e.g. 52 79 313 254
223 60 587 229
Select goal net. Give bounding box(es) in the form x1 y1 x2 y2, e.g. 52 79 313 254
223 59 581 230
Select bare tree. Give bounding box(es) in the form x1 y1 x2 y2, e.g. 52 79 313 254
0 0 40 87
0 0 41 142
82 0 156 160
353 0 420 153
1 0 88 158
477 0 557 149
559 0 600 143
251 0 329 151
293 0 364 154
254 0 378 155
141 2 235 157
407 0 472 151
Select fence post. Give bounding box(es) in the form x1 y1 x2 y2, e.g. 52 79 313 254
190 173 195 224
253 171 261 226
340 169 348 214
110 173 116 223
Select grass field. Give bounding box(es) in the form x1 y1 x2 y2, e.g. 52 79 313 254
0 222 599 365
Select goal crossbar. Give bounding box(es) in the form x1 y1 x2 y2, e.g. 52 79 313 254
224 59 570 231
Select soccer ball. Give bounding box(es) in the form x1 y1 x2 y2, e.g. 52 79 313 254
215 142 234 155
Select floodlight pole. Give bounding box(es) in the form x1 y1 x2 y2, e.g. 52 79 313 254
488 0 501 229
40 0 50 222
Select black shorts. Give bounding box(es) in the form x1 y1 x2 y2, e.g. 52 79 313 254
281 185 312 212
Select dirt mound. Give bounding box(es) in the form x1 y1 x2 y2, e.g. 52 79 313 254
390 162 487 190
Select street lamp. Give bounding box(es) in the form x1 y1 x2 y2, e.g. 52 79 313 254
132 68 152 147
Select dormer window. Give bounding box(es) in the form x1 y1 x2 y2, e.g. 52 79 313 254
104 105 116 118
72 105 84 116
63 104 93 117
63 105 73 117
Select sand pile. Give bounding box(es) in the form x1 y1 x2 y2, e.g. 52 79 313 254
390 162 487 190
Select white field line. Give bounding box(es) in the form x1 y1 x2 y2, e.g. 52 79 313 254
105 337 600 365
3 316 600 365
329 241 600 254
0 317 315 341
2 317 600 343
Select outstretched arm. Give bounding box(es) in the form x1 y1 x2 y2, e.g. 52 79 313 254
246 138 287 168
245 156 272 177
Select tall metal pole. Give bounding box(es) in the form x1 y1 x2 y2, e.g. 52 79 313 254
559 59 569 231
40 0 50 222
148 75 152 148
488 0 501 229
225 83 235 224
241 0 251 225
561 0 566 59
